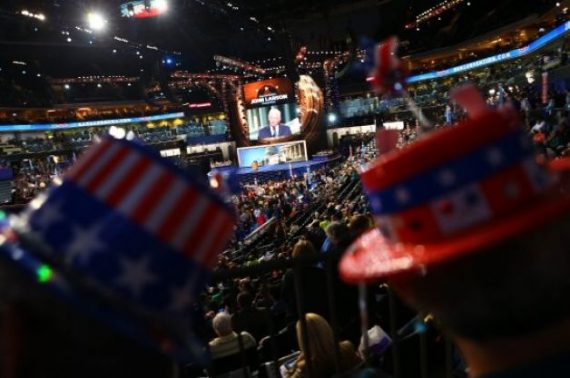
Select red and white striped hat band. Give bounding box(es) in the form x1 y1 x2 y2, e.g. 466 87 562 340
65 137 236 269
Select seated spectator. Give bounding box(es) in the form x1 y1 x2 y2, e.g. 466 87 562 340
321 221 351 255
284 313 362 378
209 312 257 360
348 214 373 240
305 219 326 248
231 292 270 341
254 282 274 310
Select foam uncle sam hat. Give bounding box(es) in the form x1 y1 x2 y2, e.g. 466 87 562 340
0 136 237 363
340 84 570 284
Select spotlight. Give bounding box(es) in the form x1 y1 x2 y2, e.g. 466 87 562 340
327 113 337 124
109 126 126 139
155 0 169 13
64 84 70 90
87 12 107 32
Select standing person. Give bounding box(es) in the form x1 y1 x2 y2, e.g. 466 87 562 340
282 241 328 320
341 86 570 377
231 292 270 342
445 103 453 125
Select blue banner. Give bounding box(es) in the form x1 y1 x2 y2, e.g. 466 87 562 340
0 112 185 133
408 21 570 83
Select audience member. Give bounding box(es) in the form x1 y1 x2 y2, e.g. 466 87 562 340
209 312 257 360
284 313 362 378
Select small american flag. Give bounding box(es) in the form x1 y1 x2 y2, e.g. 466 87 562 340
371 36 408 96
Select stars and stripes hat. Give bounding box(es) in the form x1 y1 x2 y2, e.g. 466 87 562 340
340 85 570 283
0 136 236 363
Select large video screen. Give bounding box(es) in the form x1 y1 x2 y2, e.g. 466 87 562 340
120 0 168 18
243 78 295 107
237 141 308 168
243 78 301 141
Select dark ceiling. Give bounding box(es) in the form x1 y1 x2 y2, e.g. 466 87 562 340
0 0 557 77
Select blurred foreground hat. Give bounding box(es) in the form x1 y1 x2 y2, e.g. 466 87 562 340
0 136 236 363
340 85 570 283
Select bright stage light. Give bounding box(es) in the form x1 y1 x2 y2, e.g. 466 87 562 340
155 0 168 13
328 113 337 124
109 126 126 139
87 12 108 32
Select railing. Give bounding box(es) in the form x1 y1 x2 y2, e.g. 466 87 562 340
243 217 277 245
195 251 458 378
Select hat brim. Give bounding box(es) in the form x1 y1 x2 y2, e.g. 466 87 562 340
0 227 209 365
340 160 570 284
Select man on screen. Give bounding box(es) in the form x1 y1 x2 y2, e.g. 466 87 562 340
257 108 292 139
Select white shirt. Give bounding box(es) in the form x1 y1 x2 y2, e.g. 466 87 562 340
531 121 545 133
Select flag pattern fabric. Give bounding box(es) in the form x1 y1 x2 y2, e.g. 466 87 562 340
1 136 236 363
364 126 551 243
340 86 570 283
371 36 408 95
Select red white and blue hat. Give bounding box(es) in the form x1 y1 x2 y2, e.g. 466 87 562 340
0 136 236 363
340 85 570 283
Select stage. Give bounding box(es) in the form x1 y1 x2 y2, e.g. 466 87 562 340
209 155 341 184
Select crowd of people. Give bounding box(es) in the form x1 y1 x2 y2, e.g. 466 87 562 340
1 56 570 377
1 88 569 376
0 118 230 157
184 145 382 375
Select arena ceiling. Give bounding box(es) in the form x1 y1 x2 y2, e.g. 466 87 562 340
0 0 553 76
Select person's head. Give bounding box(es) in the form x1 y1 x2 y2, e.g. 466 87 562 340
238 277 252 293
291 239 318 260
212 312 234 337
391 215 570 343
296 313 335 363
237 291 254 310
268 108 282 127
348 214 372 239
331 211 343 222
325 222 350 246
